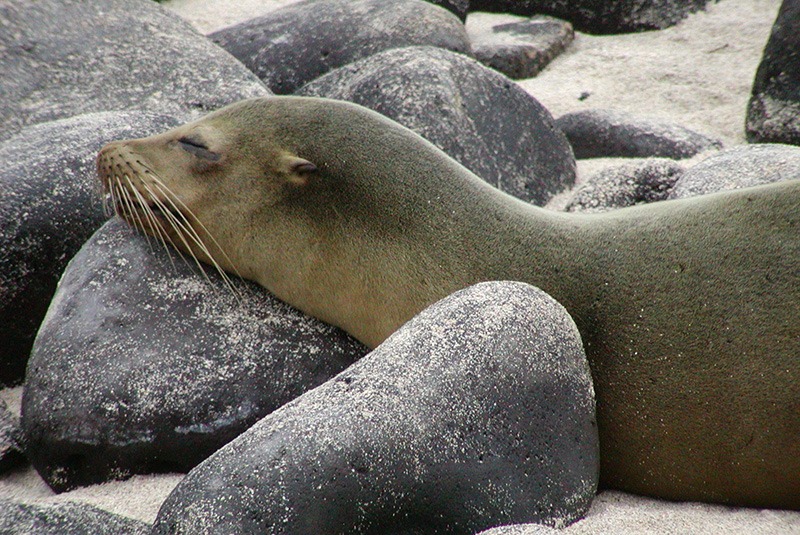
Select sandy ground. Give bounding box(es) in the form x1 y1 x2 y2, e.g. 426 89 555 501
3 0 799 532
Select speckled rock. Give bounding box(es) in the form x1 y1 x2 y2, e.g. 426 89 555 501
556 109 722 160
565 159 684 213
0 399 24 474
0 0 268 142
746 0 800 145
22 219 367 492
467 0 714 34
208 0 471 95
467 13 574 79
152 281 598 534
0 112 179 386
668 144 800 199
298 46 575 204
0 499 149 535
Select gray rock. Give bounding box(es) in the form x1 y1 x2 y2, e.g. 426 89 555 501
467 0 715 34
0 111 179 386
467 13 574 79
746 0 800 145
0 0 268 141
22 219 367 492
298 46 575 205
565 159 684 213
668 144 800 199
0 499 149 535
556 109 722 160
152 281 598 534
0 398 24 474
208 0 471 95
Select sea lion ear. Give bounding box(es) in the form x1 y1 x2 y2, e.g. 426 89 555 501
282 156 318 186
292 159 318 175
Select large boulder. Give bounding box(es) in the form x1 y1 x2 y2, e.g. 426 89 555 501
209 0 471 94
22 219 367 492
0 112 179 385
467 0 715 34
746 0 800 145
0 0 268 141
299 46 575 204
152 282 598 534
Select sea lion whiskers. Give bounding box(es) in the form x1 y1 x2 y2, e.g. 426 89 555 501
141 171 242 299
114 176 152 250
137 176 230 293
122 174 178 271
140 163 243 282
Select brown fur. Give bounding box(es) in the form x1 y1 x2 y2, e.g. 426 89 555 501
98 97 800 509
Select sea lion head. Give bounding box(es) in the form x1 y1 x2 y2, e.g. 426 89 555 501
97 96 471 346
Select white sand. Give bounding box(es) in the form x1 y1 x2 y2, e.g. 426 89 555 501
3 0 798 532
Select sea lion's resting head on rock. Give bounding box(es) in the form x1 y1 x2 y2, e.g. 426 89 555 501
98 97 799 510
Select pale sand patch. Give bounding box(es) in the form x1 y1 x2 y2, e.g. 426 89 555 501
2 0 797 532
519 0 780 147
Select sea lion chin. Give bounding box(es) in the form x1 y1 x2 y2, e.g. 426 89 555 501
97 96 799 510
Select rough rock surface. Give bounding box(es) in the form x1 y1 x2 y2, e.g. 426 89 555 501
298 46 575 204
22 219 367 492
556 109 722 159
0 112 179 386
0 0 268 142
668 144 800 198
467 13 574 79
746 0 800 145
209 0 471 94
565 159 684 212
0 499 149 535
467 0 714 34
152 282 598 534
0 399 24 474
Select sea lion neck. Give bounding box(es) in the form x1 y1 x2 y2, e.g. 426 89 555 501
244 98 587 347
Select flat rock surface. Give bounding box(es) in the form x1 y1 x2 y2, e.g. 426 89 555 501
209 0 471 94
467 13 574 79
152 282 598 533
0 0 268 141
22 219 366 492
299 46 575 204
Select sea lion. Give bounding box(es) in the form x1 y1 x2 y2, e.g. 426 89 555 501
97 96 799 510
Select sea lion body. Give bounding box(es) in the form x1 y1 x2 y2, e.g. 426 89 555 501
98 97 799 509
